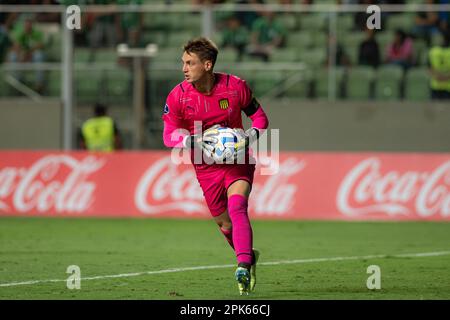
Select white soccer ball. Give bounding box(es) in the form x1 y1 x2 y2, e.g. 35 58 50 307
210 127 238 163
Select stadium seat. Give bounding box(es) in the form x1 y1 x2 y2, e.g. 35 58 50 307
287 32 313 50
152 48 184 63
166 13 190 32
210 33 222 47
386 13 415 33
419 48 430 66
167 32 196 48
218 48 238 62
105 69 132 105
337 14 354 33
299 48 326 68
75 48 117 64
346 66 375 100
74 48 91 63
299 13 327 31
374 64 404 100
404 67 430 101
183 13 202 34
342 32 366 49
94 49 118 63
311 32 327 49
246 69 283 97
147 69 181 106
271 48 298 62
313 67 345 100
141 31 169 48
345 43 359 66
282 69 313 99
45 31 62 62
143 13 169 31
413 38 428 66
75 69 105 104
46 70 61 97
279 13 298 31
431 32 444 47
0 69 9 96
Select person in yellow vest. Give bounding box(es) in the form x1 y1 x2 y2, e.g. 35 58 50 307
428 31 450 100
79 103 122 151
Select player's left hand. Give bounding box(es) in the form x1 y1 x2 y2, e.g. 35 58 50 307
232 128 259 161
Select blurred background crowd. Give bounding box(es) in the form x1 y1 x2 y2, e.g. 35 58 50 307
0 0 449 103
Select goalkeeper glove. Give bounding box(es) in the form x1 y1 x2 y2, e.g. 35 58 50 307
183 124 219 158
233 128 260 161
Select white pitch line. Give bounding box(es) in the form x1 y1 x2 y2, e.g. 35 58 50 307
1 250 449 288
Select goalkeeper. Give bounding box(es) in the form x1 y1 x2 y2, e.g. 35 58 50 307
162 38 269 295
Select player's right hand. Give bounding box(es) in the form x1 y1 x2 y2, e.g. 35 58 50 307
200 125 220 157
183 125 220 158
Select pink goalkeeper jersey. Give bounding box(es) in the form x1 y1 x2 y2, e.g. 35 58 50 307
162 73 269 150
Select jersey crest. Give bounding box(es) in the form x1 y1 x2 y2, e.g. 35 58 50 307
219 98 229 110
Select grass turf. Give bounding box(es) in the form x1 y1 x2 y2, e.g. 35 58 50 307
0 217 449 299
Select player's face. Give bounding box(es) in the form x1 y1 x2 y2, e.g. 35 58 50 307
181 51 211 83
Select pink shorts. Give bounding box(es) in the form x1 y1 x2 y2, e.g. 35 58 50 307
195 164 256 217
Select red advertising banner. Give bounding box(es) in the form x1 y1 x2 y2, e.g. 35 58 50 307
0 151 449 220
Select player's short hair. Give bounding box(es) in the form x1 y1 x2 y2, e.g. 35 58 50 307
183 37 218 67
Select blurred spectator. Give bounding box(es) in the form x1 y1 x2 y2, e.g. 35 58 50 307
358 28 380 68
0 20 11 62
428 30 450 100
36 0 61 24
326 34 351 67
79 103 123 152
437 0 450 33
87 0 116 61
248 10 286 62
0 0 21 33
235 0 265 30
413 0 440 46
7 16 46 93
221 15 249 61
385 29 414 69
0 0 22 63
0 31 11 63
116 0 143 48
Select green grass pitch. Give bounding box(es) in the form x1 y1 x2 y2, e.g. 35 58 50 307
0 217 449 299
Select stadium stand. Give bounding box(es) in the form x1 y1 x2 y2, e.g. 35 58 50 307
0 1 448 103
346 66 375 100
374 64 404 101
404 67 431 101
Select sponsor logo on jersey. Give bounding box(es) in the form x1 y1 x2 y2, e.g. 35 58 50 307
219 98 229 110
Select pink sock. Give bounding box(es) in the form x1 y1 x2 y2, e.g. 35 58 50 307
220 227 234 249
228 194 253 266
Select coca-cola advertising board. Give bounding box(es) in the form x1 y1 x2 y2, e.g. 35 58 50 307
0 151 449 220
